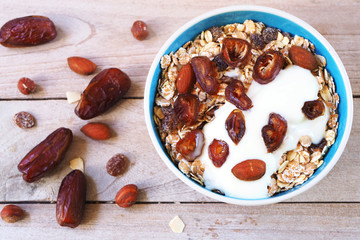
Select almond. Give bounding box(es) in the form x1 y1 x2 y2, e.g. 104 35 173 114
231 159 266 181
67 56 97 75
115 184 138 208
289 46 318 70
80 122 111 140
176 63 195 94
1 205 24 223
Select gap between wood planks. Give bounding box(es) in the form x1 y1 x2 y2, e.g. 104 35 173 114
0 201 359 204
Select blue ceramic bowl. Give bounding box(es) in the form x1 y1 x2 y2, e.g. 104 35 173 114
144 6 353 205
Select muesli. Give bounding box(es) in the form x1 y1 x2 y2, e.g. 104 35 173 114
153 20 339 198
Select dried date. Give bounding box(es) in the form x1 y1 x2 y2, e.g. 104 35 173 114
75 68 131 120
191 56 219 95
225 79 253 110
0 16 57 47
261 113 287 152
302 99 325 120
225 109 246 145
17 127 73 182
221 38 251 67
56 170 87 228
174 94 200 126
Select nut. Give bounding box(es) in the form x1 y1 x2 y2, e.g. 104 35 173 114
13 111 35 129
69 157 84 172
1 205 24 223
106 153 129 176
66 91 81 104
80 122 111 140
231 159 266 181
67 56 97 75
18 77 36 95
115 184 138 208
169 215 185 233
289 45 318 70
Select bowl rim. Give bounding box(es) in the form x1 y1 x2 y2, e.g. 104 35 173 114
144 5 354 206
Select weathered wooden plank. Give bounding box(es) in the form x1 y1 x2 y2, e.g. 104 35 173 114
0 99 359 202
0 1 359 99
0 203 359 239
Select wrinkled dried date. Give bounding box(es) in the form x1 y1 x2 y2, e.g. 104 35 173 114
302 99 325 120
0 16 57 47
75 68 131 120
225 79 253 110
225 109 246 145
174 94 200 126
17 127 73 182
262 113 287 152
253 50 284 84
176 130 204 161
191 56 219 95
208 139 229 167
56 170 87 228
221 38 251 67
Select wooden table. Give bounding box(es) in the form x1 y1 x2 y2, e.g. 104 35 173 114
0 0 359 239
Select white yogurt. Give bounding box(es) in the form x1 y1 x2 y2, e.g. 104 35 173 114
198 65 330 199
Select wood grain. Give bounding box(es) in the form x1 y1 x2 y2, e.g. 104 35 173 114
0 99 358 202
0 203 359 239
0 0 359 99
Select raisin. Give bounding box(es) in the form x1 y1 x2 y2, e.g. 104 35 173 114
13 111 35 129
161 107 178 133
261 27 279 43
212 54 228 72
250 34 265 49
106 154 129 176
131 20 149 41
208 26 223 42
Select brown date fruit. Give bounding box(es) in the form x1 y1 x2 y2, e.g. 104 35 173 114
174 94 200 126
115 184 138 208
232 159 266 181
18 77 36 95
56 170 87 228
309 138 327 153
18 127 73 183
0 16 56 47
225 109 246 145
176 63 196 94
289 45 318 70
262 113 287 153
176 130 204 161
302 99 325 120
131 20 149 41
221 38 251 67
225 79 253 110
191 56 219 95
75 68 131 120
208 139 229 167
161 107 178 133
1 205 24 223
253 50 284 84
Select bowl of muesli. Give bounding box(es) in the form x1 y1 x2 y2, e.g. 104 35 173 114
144 5 353 205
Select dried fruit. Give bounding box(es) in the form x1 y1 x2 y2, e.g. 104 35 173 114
13 111 35 129
174 94 200 126
1 205 24 223
131 20 149 41
67 57 97 75
17 77 36 95
212 54 228 72
289 45 318 70
225 109 246 145
208 139 229 167
261 27 278 43
106 153 128 176
176 130 204 161
309 138 327 153
302 99 325 120
225 79 253 110
0 16 57 47
56 170 87 228
176 63 195 94
18 127 73 182
115 184 138 208
161 107 178 133
221 38 251 67
262 113 287 152
232 159 266 181
80 122 111 140
253 50 284 84
208 26 223 42
75 68 131 120
191 56 219 95
250 33 265 49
